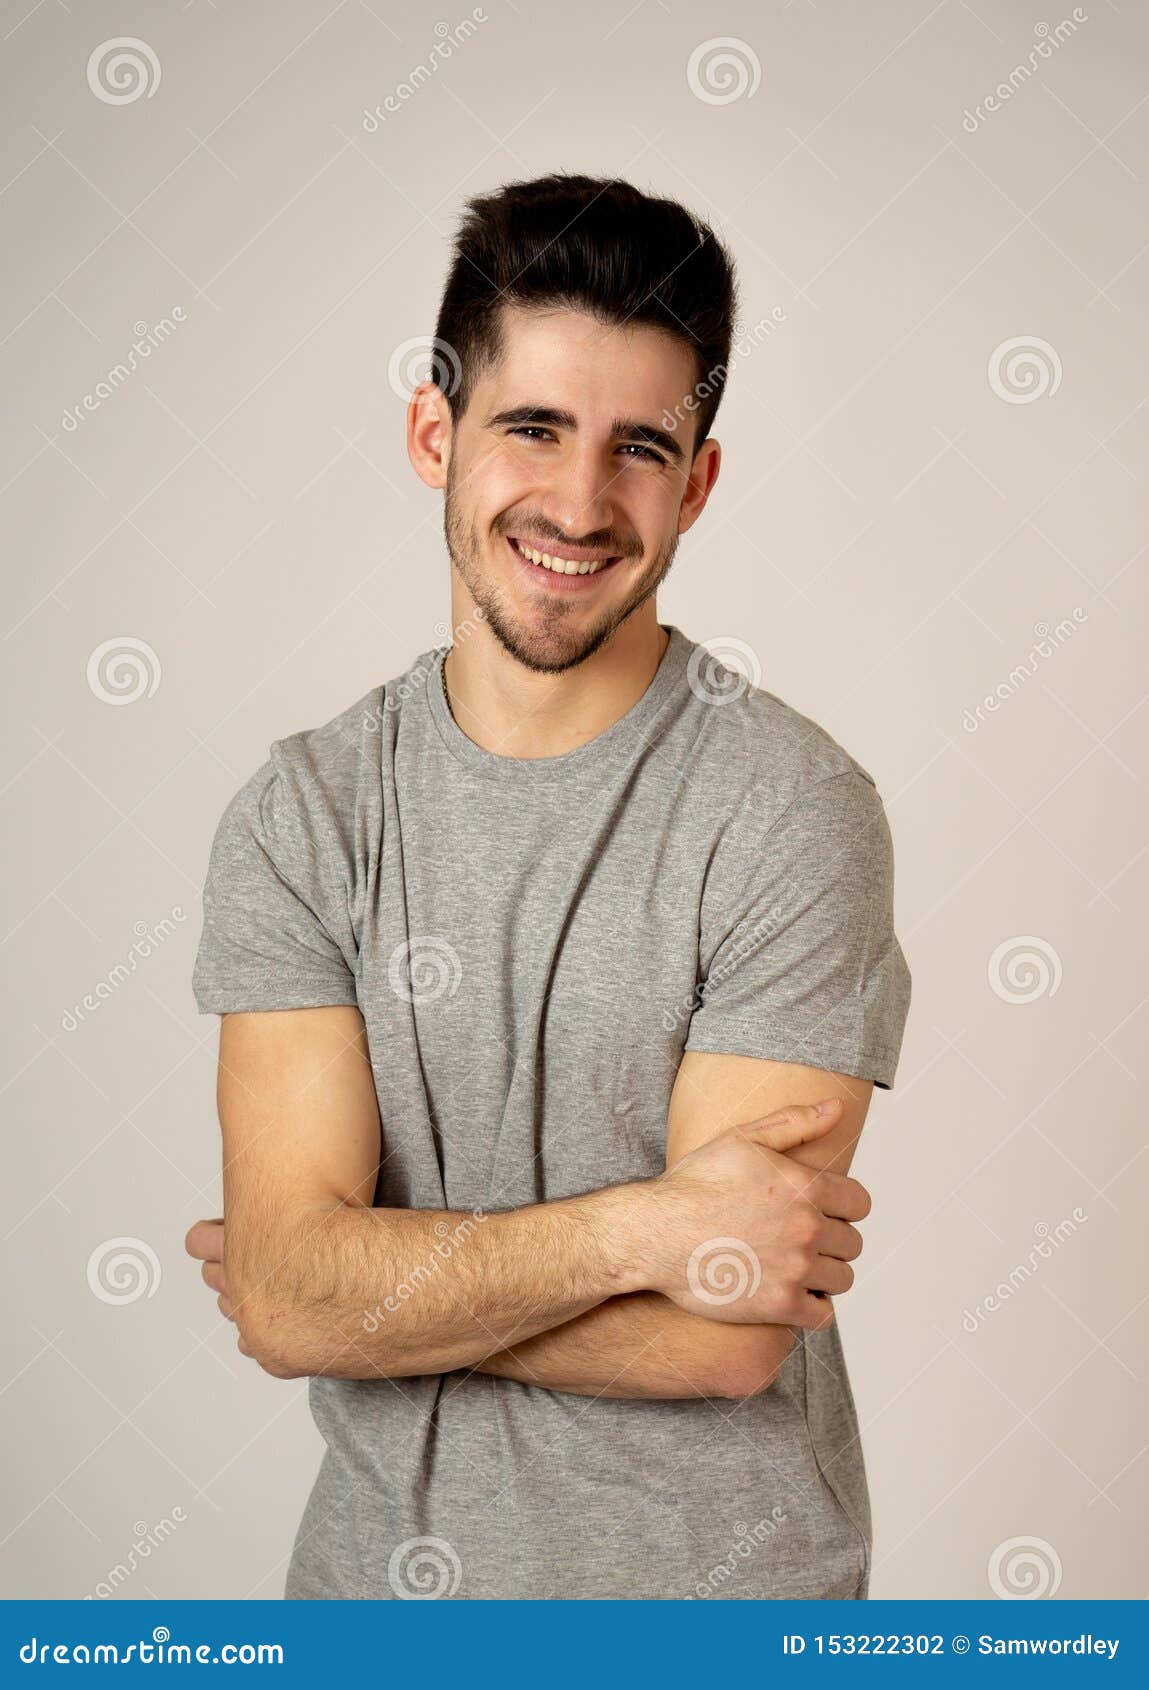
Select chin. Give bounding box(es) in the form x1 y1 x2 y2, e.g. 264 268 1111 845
488 606 618 675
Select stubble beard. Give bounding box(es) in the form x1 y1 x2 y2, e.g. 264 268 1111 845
442 467 680 675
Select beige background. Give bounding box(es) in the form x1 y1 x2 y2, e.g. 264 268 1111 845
2 0 1146 1601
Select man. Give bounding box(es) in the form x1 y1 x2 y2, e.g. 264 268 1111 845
187 172 911 1601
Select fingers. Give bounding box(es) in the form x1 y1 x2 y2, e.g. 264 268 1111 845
814 1216 864 1261
803 1254 855 1296
200 1260 228 1295
738 1098 842 1153
217 1292 234 1321
789 1291 837 1332
185 1218 225 1263
812 1170 871 1223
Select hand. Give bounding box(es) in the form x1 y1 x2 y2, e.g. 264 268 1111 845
185 1216 304 1378
641 1098 871 1329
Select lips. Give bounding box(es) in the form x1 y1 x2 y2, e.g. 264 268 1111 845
506 535 624 589
508 536 621 574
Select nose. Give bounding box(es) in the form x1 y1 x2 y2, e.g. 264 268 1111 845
543 444 617 544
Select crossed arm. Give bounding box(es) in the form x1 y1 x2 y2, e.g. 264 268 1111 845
195 1006 873 1402
473 1049 873 1399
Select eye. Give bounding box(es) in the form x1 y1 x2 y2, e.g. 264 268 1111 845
507 427 666 465
618 442 667 464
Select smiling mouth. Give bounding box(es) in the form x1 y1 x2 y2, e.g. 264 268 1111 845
507 535 624 578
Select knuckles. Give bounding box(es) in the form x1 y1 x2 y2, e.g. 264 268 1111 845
794 1208 822 1246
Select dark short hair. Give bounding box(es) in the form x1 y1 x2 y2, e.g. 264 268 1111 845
431 172 738 457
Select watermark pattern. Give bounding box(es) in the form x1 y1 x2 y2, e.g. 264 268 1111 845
388 335 462 401
369 657 437 725
361 10 488 130
662 907 785 1035
961 611 1087 732
659 312 786 438
687 1509 788 1597
59 309 187 433
62 909 187 1031
988 936 1062 1004
87 1238 162 1305
432 609 486 647
85 1509 188 1599
988 336 1063 403
86 37 162 105
362 1212 486 1330
988 1535 1063 1599
86 637 162 705
687 1237 762 1305
687 37 762 105
686 637 762 705
20 1629 282 1665
388 937 463 1004
961 1212 1088 1332
961 12 1088 132
387 1535 462 1598
365 609 487 727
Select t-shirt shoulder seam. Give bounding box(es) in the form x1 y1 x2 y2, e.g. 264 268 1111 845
754 767 878 846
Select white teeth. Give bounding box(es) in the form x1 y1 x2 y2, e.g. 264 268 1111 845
514 540 610 576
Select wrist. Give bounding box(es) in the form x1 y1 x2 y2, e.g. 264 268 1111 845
589 1177 667 1296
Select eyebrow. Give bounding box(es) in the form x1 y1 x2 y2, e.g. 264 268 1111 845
484 404 686 465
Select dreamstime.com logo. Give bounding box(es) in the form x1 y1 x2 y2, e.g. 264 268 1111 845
86 37 162 104
988 936 1062 1004
687 1237 762 1305
387 1535 462 1598
388 936 462 1004
961 1211 1088 1332
19 1626 284 1665
365 609 487 725
686 37 762 105
686 637 762 705
988 336 1062 403
688 1509 788 1598
361 10 488 130
362 1211 486 1330
988 1535 1063 1599
659 312 786 438
961 12 1088 133
86 636 161 705
388 335 462 401
961 611 1087 731
662 907 785 1035
62 908 187 1031
85 1509 188 1599
86 1237 161 1305
58 310 187 432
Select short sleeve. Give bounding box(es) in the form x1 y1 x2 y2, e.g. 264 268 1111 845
683 770 911 1088
191 743 360 1016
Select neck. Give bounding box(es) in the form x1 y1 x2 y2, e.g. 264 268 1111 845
442 603 669 760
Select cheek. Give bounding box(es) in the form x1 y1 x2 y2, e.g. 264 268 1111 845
487 437 542 478
470 450 536 525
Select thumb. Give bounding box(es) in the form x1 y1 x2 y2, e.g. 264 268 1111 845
738 1098 842 1153
184 1217 226 1263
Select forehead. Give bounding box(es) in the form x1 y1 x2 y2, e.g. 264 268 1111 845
482 303 698 408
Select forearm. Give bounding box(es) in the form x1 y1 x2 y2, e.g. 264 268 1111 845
232 1182 651 1379
472 1292 798 1400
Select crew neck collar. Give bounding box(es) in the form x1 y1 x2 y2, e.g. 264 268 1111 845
424 624 693 783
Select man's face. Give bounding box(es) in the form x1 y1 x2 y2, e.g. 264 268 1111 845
440 305 709 674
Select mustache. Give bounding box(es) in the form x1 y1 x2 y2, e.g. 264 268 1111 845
498 524 639 557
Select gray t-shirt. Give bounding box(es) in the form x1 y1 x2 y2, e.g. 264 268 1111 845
192 623 911 1601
